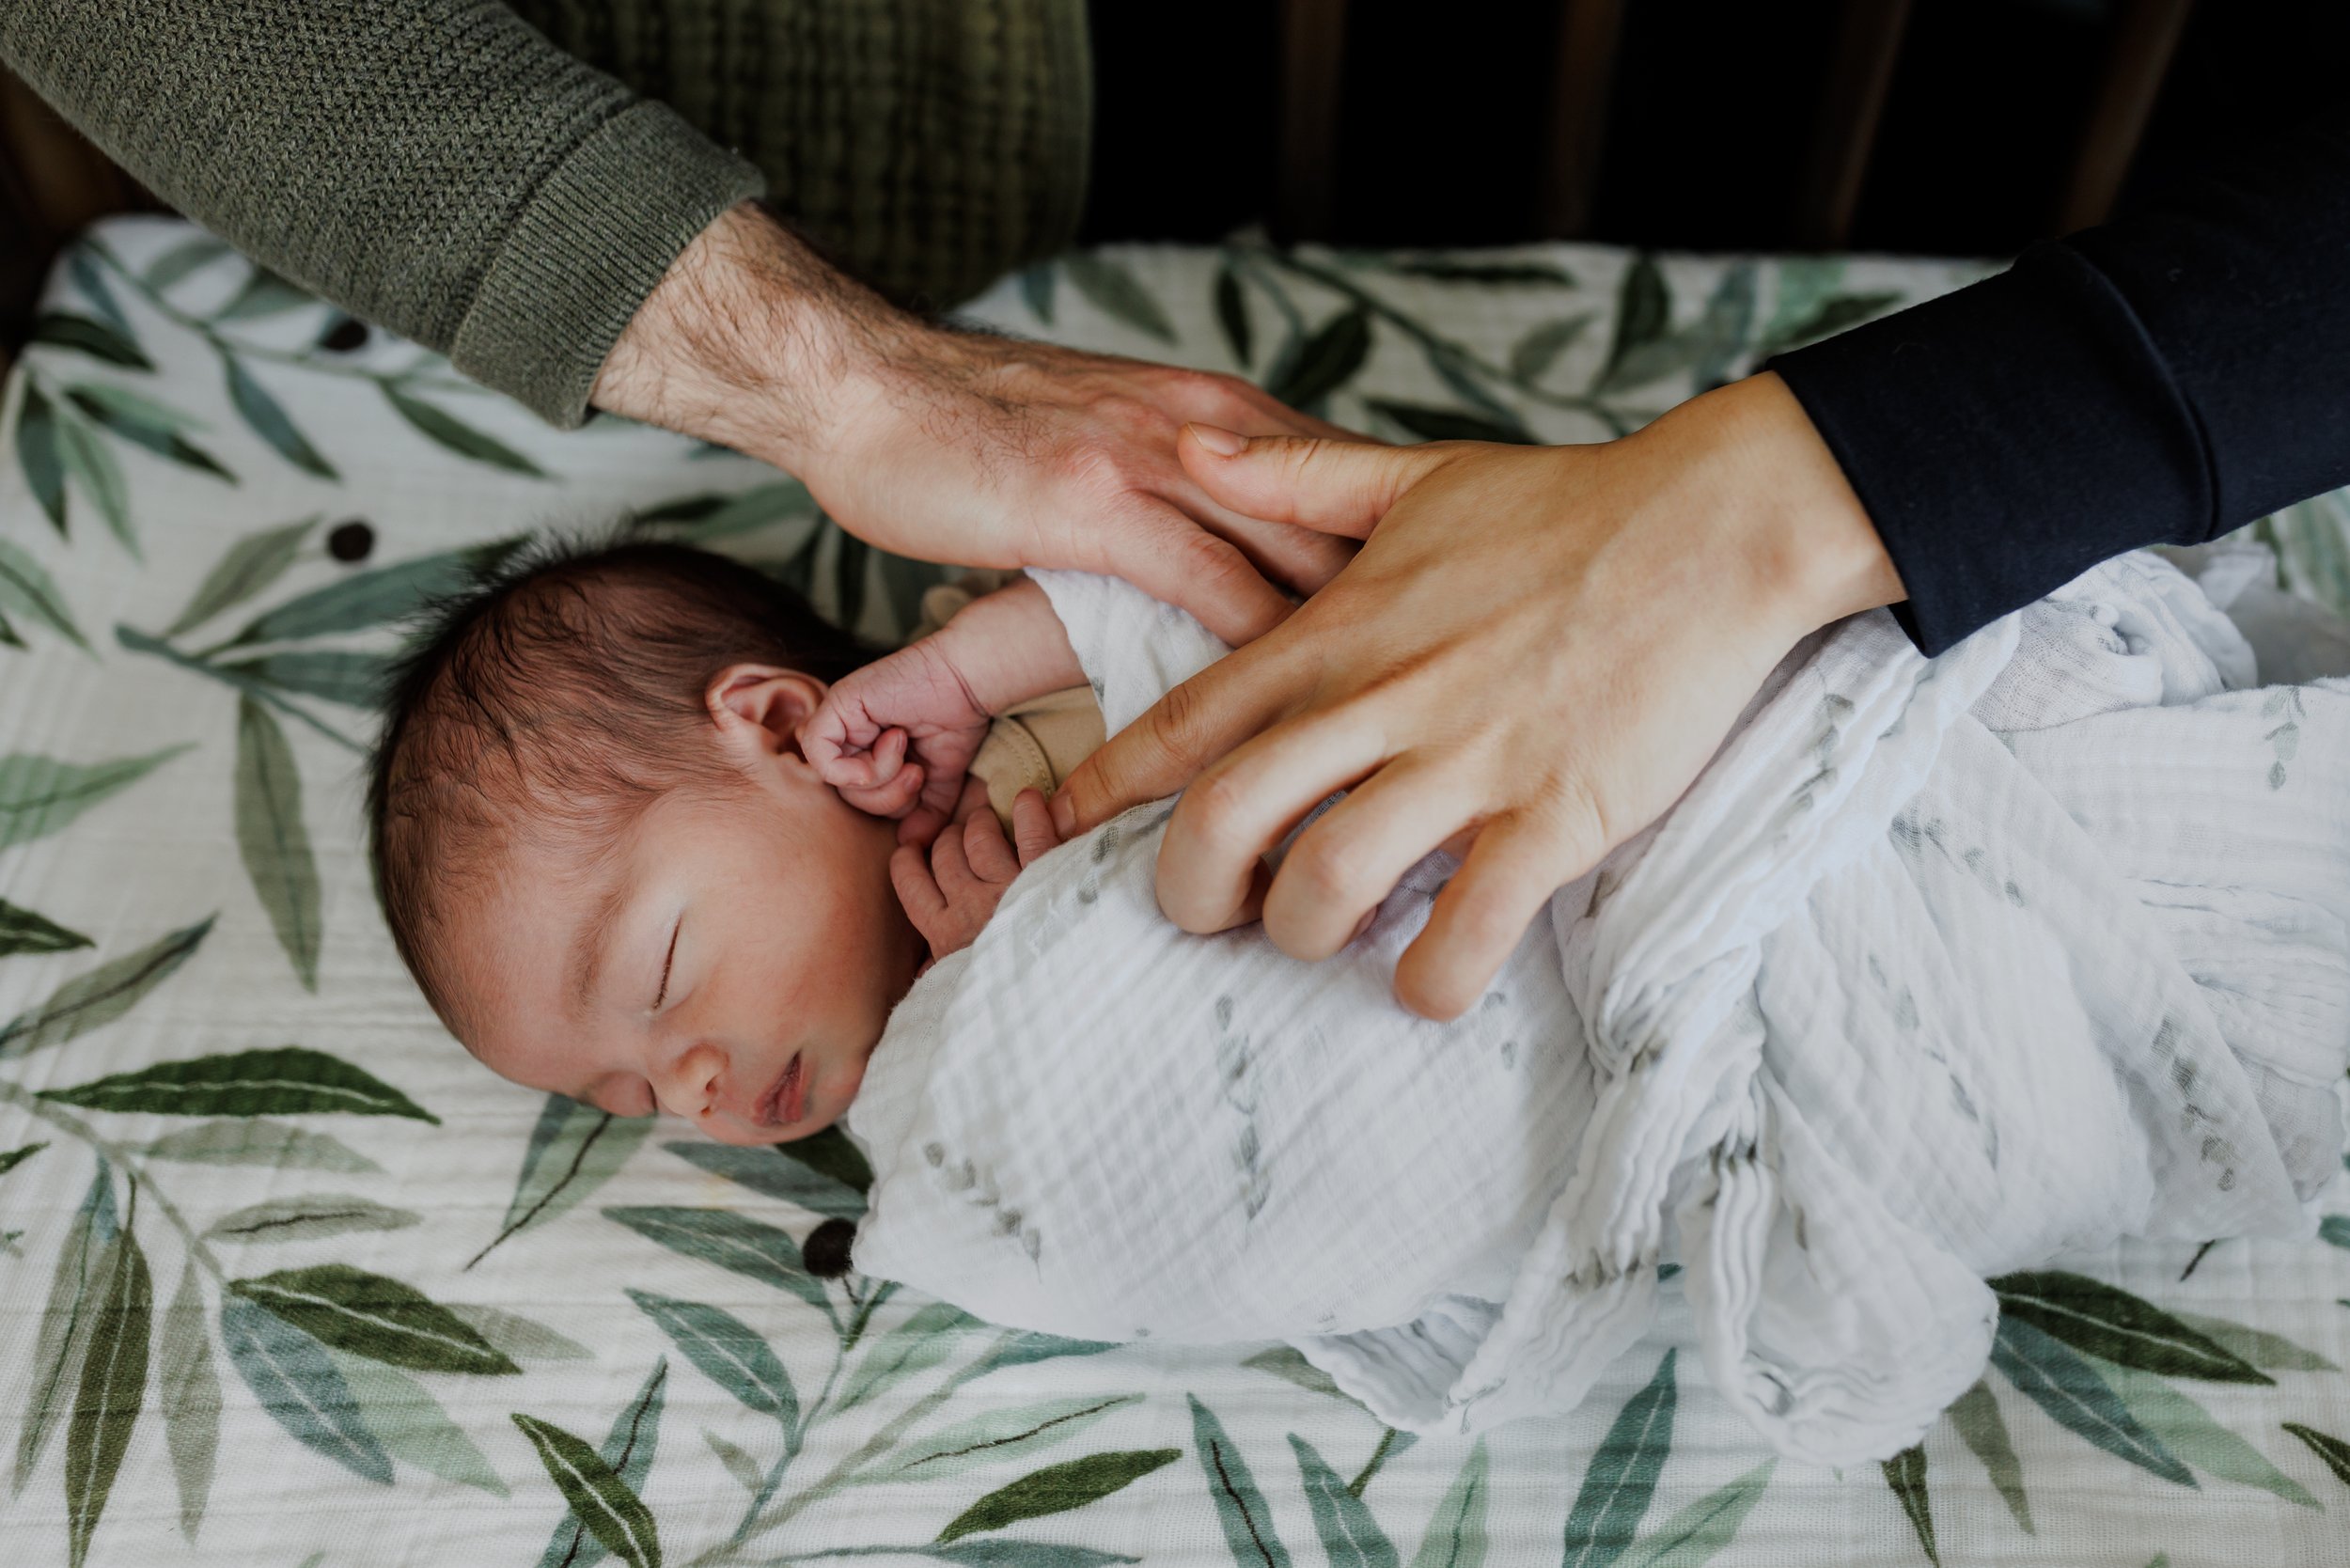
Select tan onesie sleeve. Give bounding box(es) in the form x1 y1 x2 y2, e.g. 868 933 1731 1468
908 577 1106 831
969 686 1107 828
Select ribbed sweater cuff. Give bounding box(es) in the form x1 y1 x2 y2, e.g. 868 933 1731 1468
1768 242 2210 656
451 100 766 428
1035 0 1096 266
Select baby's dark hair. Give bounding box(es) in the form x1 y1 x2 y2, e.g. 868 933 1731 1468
366 535 874 1030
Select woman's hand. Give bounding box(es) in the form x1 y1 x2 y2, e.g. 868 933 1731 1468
893 783 1064 966
596 204 1361 646
1049 372 1906 1020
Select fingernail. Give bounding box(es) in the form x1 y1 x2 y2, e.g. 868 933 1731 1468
1351 907 1377 944
1186 423 1246 457
1049 793 1076 837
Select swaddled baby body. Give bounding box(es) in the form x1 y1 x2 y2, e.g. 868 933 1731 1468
842 550 2350 1466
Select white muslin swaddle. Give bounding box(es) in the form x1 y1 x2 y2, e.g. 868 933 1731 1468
842 548 2350 1467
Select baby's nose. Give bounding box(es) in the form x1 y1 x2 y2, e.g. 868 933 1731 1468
658 1044 729 1121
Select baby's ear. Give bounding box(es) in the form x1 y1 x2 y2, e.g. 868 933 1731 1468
708 665 826 758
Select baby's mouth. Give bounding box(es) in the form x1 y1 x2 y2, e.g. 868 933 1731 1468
756 1053 806 1128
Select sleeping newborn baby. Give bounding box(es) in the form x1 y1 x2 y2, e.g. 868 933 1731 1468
369 534 2350 1468
366 540 1089 1146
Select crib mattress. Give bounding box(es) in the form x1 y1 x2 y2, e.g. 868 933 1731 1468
5 216 2350 1568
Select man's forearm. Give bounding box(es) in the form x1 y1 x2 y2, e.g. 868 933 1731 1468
3 0 761 427
592 202 908 473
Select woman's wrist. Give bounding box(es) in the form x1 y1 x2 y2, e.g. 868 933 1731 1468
590 201 909 478
1671 372 1907 643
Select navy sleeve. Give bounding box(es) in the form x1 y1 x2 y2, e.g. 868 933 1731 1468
1768 104 2350 654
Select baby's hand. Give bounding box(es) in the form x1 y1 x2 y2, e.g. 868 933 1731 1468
892 782 1063 964
801 636 991 844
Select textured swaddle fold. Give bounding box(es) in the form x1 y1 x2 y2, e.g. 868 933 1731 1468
843 553 2350 1467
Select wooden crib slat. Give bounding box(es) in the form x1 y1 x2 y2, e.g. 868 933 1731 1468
2058 0 2197 234
1793 0 1916 251
1536 0 1628 238
1276 0 1353 240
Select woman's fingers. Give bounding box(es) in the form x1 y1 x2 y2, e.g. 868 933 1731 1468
1396 809 1606 1021
1153 703 1392 935
1187 859 1274 934
1052 630 1308 840
1177 427 1456 540
1162 368 1372 446
1261 751 1476 961
1175 483 1361 599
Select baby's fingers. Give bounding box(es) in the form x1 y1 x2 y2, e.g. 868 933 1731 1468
963 805 1018 884
1012 789 1061 866
800 694 879 761
869 728 909 784
840 762 926 820
929 814 978 898
805 724 906 790
890 843 948 929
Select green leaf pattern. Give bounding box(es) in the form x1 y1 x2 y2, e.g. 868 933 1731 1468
36 1045 435 1120
513 1412 663 1568
1561 1348 1677 1568
155 1262 221 1539
0 745 191 854
64 1222 151 1568
218 1294 391 1483
231 697 321 989
537 1358 668 1568
226 1264 518 1375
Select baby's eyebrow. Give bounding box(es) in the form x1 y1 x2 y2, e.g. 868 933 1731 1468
566 876 634 1019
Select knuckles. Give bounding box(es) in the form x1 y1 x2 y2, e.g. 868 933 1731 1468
1054 439 1157 504
1268 832 1363 924
1139 680 1218 778
1168 757 1254 854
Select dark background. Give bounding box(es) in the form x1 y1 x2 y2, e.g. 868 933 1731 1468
1082 0 2350 257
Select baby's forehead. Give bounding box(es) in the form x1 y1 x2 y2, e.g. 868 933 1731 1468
433 823 630 1047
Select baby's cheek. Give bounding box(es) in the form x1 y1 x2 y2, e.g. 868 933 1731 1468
601 1078 658 1118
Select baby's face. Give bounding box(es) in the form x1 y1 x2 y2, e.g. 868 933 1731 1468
441 724 924 1145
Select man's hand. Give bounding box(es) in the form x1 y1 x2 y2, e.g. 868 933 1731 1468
1049 372 1906 1021
893 782 1064 965
594 203 1360 645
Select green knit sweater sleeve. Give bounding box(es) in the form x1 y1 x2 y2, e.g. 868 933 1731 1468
1 1 766 426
